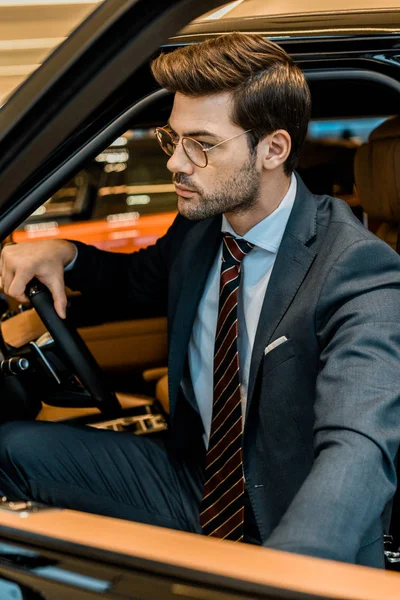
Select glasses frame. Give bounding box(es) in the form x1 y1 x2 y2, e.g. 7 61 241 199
154 125 253 168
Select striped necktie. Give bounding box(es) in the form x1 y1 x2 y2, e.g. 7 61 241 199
200 233 254 541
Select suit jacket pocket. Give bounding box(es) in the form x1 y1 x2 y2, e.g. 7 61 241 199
262 337 296 377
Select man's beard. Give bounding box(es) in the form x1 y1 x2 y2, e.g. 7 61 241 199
174 155 260 221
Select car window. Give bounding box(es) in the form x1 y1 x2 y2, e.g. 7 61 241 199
0 0 104 108
13 126 177 253
308 116 386 144
92 129 176 220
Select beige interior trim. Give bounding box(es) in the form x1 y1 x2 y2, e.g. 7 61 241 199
0 508 399 599
143 366 168 381
36 391 152 421
1 308 46 348
155 373 169 414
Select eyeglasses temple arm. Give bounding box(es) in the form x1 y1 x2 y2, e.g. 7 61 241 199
206 129 253 152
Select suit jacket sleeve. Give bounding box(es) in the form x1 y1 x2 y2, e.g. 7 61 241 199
64 213 188 322
265 237 400 563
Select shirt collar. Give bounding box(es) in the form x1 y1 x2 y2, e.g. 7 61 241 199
221 172 297 253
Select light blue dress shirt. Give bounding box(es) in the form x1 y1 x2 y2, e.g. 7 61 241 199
186 174 297 446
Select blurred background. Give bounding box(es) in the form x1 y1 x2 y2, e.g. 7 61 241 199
0 0 103 106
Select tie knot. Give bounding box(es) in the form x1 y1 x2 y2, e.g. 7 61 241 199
222 233 254 266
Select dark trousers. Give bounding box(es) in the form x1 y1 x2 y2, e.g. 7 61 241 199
0 421 261 543
0 421 204 533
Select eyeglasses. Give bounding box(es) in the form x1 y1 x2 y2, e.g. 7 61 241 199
154 125 253 168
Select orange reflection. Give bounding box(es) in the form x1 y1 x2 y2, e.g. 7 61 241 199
13 211 177 254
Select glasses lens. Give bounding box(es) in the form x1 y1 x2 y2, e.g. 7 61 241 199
155 129 175 157
182 138 207 167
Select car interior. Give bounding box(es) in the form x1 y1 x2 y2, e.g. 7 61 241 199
0 66 398 567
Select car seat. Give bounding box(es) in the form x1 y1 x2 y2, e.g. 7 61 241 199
354 115 400 252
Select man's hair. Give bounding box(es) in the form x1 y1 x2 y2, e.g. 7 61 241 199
151 33 311 175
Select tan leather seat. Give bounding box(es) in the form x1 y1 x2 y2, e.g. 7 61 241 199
354 116 400 251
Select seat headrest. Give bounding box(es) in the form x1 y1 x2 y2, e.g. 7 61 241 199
369 115 400 141
354 116 400 221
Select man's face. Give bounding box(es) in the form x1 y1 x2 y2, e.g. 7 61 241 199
166 92 260 220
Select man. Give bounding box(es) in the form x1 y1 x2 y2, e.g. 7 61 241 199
0 33 399 567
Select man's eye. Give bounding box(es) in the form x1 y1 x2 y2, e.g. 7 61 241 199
200 142 213 149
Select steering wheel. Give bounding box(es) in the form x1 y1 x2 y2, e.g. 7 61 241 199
26 278 121 415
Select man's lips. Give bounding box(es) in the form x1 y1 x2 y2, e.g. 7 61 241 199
174 185 197 197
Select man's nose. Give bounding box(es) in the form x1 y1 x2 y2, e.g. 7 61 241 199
166 144 194 175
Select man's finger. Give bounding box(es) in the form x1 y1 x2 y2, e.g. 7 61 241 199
2 269 17 297
7 268 34 299
7 273 29 304
44 274 68 320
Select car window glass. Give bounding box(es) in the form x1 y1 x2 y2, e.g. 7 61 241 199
92 128 176 220
13 127 177 253
0 0 104 108
308 116 386 144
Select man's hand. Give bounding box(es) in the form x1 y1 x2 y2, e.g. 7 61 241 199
0 240 77 319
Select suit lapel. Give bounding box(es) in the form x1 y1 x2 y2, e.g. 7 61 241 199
246 176 318 416
168 215 222 419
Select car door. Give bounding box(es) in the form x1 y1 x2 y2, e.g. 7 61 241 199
0 0 223 380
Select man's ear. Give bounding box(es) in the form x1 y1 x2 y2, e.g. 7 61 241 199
257 130 292 171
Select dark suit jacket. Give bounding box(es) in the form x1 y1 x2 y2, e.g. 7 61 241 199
65 175 400 568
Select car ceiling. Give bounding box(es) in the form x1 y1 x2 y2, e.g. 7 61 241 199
197 0 400 20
